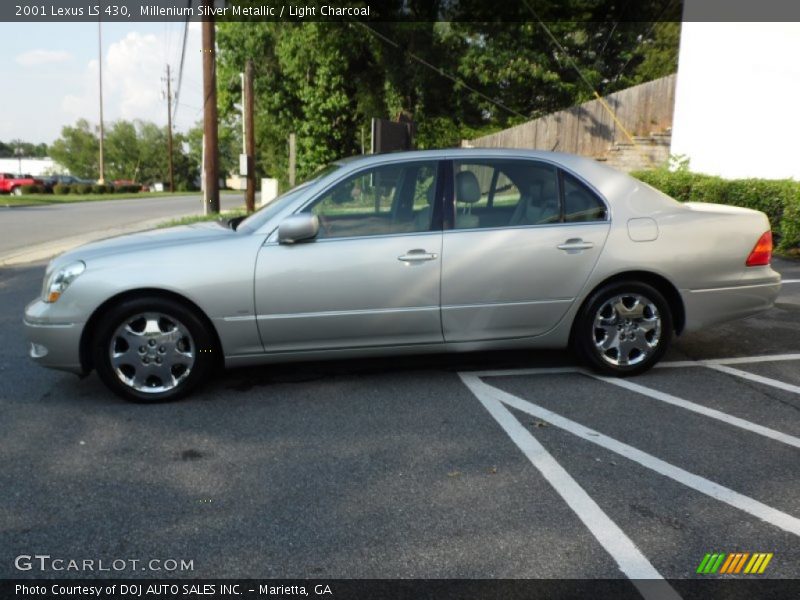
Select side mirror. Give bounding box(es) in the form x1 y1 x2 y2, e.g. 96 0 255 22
227 215 246 230
278 213 320 244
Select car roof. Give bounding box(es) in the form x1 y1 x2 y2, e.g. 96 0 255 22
331 148 633 196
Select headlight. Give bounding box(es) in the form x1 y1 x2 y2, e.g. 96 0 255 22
42 261 85 303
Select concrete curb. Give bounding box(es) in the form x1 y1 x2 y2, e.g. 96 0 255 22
0 217 169 267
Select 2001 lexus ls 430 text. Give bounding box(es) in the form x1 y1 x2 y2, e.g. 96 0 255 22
23 149 781 402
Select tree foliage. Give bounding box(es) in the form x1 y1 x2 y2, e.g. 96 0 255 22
215 5 681 188
0 140 49 158
50 119 198 189
49 119 100 180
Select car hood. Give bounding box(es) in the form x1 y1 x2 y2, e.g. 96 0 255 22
49 222 233 270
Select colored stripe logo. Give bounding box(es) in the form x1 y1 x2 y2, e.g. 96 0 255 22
696 552 773 574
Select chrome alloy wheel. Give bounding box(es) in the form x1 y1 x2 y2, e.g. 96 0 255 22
592 294 662 367
108 312 195 394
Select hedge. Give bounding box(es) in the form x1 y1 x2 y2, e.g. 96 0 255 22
20 184 45 194
71 183 94 195
52 184 71 195
114 184 140 193
631 169 800 250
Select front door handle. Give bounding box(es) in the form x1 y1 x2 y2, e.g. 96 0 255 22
398 249 438 263
557 238 594 252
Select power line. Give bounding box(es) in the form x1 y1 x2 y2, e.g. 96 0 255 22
521 0 601 102
609 0 679 84
520 0 655 165
353 21 528 120
172 0 192 123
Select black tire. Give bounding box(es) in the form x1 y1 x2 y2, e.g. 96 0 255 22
92 296 217 402
572 281 673 376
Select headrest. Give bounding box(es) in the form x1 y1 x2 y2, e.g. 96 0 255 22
524 180 557 205
455 171 481 204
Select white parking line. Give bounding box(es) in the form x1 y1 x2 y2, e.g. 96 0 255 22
781 279 800 284
473 354 800 377
589 373 800 449
706 363 800 395
472 366 579 377
459 373 681 600
463 374 800 539
658 353 800 368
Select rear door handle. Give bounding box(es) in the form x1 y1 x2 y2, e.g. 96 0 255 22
398 249 438 263
557 238 594 251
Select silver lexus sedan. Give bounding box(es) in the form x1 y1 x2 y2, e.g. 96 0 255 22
24 149 781 402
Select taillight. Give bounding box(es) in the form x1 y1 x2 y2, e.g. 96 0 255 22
746 231 772 266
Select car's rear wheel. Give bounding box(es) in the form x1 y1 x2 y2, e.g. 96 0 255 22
92 297 216 402
573 281 672 376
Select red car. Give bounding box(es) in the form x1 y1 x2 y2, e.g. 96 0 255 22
0 173 44 195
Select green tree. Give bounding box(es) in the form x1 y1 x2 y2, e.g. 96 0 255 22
630 22 681 84
186 118 241 182
49 119 99 179
0 140 49 159
105 120 140 181
214 3 681 185
51 119 198 189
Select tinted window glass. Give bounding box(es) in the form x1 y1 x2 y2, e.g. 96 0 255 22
563 172 607 222
237 163 341 233
303 161 438 239
452 160 558 229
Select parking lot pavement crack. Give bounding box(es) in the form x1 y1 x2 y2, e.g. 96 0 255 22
714 375 800 413
459 372 682 600
587 371 800 449
628 503 685 531
36 381 59 403
704 364 800 412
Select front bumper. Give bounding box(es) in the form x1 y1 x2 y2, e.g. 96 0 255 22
24 299 85 374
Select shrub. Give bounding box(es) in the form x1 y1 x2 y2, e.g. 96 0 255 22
70 183 93 195
781 195 800 250
92 184 109 194
20 184 43 194
53 184 71 195
631 169 800 250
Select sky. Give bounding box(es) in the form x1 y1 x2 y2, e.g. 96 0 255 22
0 20 204 145
671 21 800 179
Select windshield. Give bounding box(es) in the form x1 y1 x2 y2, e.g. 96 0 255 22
236 164 341 233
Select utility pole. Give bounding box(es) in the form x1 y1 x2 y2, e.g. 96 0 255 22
164 65 175 193
244 59 255 213
239 72 246 155
98 21 105 184
202 0 219 214
14 142 23 174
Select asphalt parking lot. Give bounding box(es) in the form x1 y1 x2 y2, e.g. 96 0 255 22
1 259 799 588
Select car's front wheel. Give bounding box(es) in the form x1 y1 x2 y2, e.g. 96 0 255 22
573 281 672 376
92 297 217 402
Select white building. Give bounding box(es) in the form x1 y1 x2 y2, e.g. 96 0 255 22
0 157 65 176
670 20 800 180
